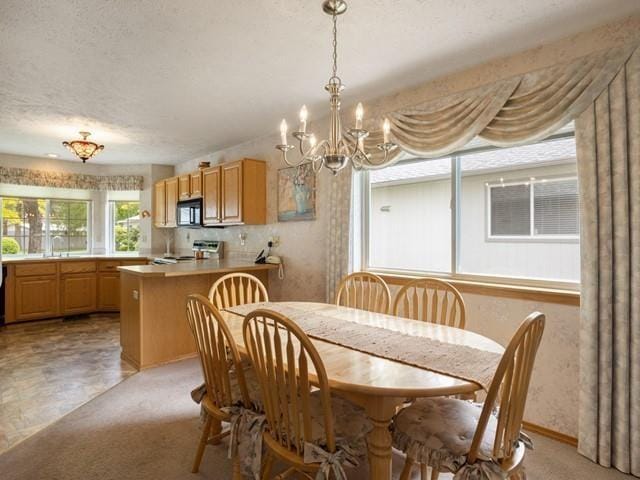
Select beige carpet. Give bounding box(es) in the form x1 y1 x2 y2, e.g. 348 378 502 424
0 358 634 480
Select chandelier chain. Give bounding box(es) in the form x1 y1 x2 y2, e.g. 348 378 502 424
332 11 338 78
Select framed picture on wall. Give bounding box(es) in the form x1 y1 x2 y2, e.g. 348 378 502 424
277 163 316 222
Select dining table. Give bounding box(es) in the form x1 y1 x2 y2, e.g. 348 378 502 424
220 301 504 480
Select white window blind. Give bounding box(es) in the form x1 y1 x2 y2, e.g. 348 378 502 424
534 180 579 235
490 184 531 236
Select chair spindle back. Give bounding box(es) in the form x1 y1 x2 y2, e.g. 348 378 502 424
468 312 545 464
335 272 391 314
186 294 251 411
208 272 269 310
392 278 466 329
243 309 336 457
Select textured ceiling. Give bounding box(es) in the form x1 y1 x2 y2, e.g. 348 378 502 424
0 0 637 165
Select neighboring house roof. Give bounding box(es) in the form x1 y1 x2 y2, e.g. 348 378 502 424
370 136 576 185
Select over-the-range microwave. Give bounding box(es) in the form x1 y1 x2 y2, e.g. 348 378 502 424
176 198 202 227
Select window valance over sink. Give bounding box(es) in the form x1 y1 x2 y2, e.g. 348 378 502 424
0 166 143 191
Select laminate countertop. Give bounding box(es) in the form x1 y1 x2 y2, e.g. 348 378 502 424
1 255 149 264
118 258 278 278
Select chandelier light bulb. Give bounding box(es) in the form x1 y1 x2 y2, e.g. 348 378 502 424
383 118 391 143
309 134 317 148
355 102 364 129
280 119 288 145
299 105 308 133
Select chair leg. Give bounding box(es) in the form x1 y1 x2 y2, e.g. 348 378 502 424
420 463 427 480
430 466 440 480
399 456 415 480
209 417 223 445
261 453 274 480
192 415 213 473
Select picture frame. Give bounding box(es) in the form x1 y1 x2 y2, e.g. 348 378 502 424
277 163 316 222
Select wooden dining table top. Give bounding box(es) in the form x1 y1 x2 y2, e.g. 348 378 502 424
220 301 504 398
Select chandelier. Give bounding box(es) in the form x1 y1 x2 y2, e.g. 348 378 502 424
62 131 104 163
276 0 397 175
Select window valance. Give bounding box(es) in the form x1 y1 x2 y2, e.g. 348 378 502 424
0 166 143 191
356 42 639 166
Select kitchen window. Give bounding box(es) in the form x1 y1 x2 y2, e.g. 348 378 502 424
1 197 90 256
109 200 140 253
362 131 580 286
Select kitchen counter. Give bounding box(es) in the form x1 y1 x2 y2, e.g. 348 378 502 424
2 254 149 264
118 258 278 277
118 258 276 370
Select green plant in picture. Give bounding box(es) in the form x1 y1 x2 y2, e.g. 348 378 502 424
2 237 20 254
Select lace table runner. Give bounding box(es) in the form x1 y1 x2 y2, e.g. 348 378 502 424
225 302 502 390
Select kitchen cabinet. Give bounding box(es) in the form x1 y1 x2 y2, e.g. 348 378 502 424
190 171 202 197
154 181 166 227
165 177 178 227
61 273 97 314
178 174 191 200
97 272 120 310
154 177 178 227
14 275 58 321
202 166 221 225
3 257 148 323
202 158 266 226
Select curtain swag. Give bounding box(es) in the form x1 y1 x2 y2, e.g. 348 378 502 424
355 42 639 166
0 166 144 191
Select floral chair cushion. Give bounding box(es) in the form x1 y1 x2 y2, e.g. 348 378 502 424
190 364 262 411
392 397 499 476
306 391 373 459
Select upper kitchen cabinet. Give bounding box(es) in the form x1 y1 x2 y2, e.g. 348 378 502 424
203 158 266 226
178 171 203 200
154 177 178 228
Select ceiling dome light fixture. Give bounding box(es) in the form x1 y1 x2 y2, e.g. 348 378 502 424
276 0 397 175
62 131 104 163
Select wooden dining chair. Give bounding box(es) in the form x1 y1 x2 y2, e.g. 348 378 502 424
186 294 256 476
392 277 466 329
393 311 545 480
242 309 372 479
209 272 269 310
335 271 391 314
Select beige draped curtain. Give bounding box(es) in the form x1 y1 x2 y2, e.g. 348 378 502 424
327 42 640 476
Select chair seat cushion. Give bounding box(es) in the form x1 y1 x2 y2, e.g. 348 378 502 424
190 363 262 413
392 397 497 472
306 391 373 460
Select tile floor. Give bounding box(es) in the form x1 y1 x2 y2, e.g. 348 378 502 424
0 315 136 453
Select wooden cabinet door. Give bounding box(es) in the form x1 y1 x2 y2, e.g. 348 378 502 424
154 181 166 227
61 273 97 315
190 171 202 198
178 174 191 200
97 272 120 311
165 177 178 227
15 275 58 321
202 166 221 225
221 161 243 223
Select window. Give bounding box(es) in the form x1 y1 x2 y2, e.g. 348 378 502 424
1 197 90 256
363 133 580 285
487 177 579 238
109 201 140 252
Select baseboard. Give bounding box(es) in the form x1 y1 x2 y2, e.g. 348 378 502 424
523 421 578 447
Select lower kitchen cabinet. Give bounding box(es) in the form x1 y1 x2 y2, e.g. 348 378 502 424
14 275 59 321
97 272 120 311
3 258 147 323
61 273 97 315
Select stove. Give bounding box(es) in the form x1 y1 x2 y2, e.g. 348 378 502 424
152 240 224 265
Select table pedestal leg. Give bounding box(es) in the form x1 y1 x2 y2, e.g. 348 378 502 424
364 397 400 480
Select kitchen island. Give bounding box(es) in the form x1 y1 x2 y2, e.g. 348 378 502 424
118 259 277 369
